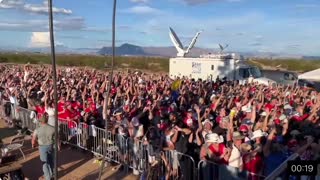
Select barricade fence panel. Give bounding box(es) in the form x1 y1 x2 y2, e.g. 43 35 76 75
0 102 292 179
198 160 266 180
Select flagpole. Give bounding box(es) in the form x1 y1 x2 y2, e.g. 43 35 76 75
98 0 117 179
47 0 59 179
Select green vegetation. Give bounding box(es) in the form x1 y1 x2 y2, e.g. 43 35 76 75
248 59 320 72
0 53 169 72
1 53 320 73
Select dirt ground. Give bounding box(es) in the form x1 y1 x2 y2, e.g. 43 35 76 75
0 120 139 180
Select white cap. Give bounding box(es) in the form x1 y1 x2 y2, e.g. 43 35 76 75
210 94 216 101
202 119 213 126
260 112 267 116
205 133 224 143
284 104 293 110
251 129 268 139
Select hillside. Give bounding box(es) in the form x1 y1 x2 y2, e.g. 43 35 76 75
0 53 320 73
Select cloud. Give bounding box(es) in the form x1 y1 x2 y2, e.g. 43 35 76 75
30 32 50 47
24 1 72 15
0 0 23 9
0 0 72 15
120 5 162 15
0 17 102 32
130 0 149 3
182 0 242 5
249 42 262 46
54 17 84 30
254 35 263 40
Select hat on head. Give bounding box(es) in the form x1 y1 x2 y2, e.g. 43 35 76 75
185 118 193 125
202 119 213 126
287 139 298 149
210 94 216 101
284 104 293 110
243 119 253 126
274 119 281 125
205 133 224 143
239 124 249 132
260 111 267 116
240 143 252 153
233 131 245 140
279 114 287 121
290 130 301 136
113 110 123 116
131 117 140 127
245 108 252 113
187 108 193 112
39 115 48 123
251 129 268 139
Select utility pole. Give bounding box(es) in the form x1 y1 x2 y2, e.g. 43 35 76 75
47 0 59 179
98 0 117 179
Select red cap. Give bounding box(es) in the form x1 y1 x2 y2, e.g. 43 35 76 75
240 124 249 132
306 101 312 107
287 139 298 148
274 119 281 125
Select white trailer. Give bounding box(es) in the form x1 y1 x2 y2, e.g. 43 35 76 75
167 27 275 85
169 56 237 81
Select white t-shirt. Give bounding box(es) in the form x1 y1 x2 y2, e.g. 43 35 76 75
24 71 29 82
228 144 243 169
9 96 18 105
45 107 55 117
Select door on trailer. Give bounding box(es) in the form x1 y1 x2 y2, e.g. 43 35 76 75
238 67 250 84
208 64 216 81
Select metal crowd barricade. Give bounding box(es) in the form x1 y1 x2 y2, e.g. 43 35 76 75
77 122 128 166
198 160 266 180
58 119 78 146
124 137 197 180
0 102 288 179
265 153 299 180
15 107 39 132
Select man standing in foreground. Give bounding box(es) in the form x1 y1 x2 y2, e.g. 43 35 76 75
32 114 55 180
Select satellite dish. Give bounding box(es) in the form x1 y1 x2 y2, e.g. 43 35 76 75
219 44 229 53
169 27 202 57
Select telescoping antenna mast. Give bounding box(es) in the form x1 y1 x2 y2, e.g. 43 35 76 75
169 27 202 57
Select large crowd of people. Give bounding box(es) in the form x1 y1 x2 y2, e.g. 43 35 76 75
0 64 320 180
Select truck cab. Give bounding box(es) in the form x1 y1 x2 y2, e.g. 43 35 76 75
236 65 274 85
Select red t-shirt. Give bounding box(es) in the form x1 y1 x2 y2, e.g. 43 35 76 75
58 102 65 112
72 101 81 110
291 114 309 122
265 103 275 112
243 154 263 180
208 143 227 164
59 109 77 128
35 105 45 119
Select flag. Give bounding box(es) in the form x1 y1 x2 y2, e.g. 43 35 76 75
171 80 182 91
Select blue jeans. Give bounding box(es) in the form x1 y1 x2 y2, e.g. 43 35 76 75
39 144 54 180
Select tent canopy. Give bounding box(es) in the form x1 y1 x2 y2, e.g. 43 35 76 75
298 68 320 81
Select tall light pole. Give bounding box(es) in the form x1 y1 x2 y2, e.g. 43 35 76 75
47 0 59 179
98 0 117 179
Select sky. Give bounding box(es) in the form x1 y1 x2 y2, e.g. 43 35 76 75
0 0 319 55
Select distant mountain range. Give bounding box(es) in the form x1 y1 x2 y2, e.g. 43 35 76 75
1 43 319 59
97 43 216 57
